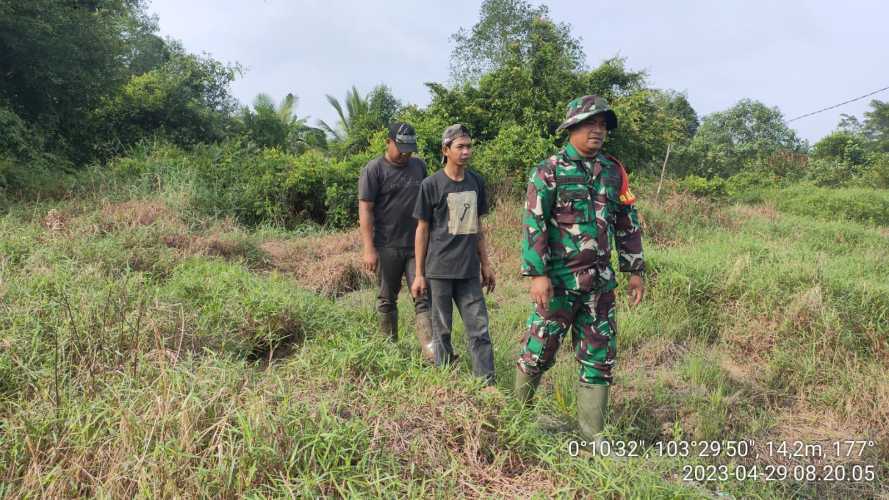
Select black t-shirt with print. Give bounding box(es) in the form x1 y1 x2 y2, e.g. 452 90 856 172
413 169 488 279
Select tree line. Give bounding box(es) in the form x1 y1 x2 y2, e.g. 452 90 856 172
2 0 887 219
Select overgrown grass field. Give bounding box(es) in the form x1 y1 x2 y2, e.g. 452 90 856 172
1 164 887 498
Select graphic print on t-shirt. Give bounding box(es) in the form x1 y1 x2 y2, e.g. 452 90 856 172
446 191 478 235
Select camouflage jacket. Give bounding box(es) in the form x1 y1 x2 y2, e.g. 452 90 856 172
521 144 644 292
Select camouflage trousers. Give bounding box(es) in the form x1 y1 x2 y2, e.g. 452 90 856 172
516 289 617 385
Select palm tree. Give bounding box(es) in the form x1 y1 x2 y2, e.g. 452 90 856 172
318 86 369 143
245 92 325 152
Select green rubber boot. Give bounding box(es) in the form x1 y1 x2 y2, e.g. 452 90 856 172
378 311 398 342
414 312 435 363
514 367 541 405
576 382 609 441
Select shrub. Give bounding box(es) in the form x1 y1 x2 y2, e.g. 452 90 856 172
678 175 728 199
472 122 553 196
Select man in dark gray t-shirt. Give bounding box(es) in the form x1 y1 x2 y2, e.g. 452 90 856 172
411 124 496 387
358 122 434 361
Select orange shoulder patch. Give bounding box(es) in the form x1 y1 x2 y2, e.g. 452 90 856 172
609 155 636 205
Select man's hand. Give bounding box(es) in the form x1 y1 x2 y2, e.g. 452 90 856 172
481 265 496 293
627 273 645 306
362 247 379 273
529 275 553 311
411 275 428 299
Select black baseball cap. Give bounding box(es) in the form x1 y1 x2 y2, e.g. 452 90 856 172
388 122 418 153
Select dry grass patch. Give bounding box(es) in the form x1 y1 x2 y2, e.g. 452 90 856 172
162 233 253 260
732 203 780 223
99 199 184 232
41 208 68 232
721 310 780 365
623 337 690 373
260 230 372 297
351 382 560 497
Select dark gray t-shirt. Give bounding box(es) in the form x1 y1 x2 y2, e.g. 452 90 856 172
413 169 488 280
358 156 427 248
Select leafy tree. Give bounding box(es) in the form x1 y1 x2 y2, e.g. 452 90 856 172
450 0 584 84
811 131 866 164
862 99 889 153
91 51 239 157
651 90 699 138
0 0 163 161
684 99 806 177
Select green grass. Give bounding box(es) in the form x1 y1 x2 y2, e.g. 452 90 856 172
0 171 887 498
762 183 889 225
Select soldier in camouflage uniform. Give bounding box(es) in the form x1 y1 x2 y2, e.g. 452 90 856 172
514 95 645 440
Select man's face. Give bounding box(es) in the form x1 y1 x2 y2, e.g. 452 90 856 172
386 138 412 165
569 114 608 155
443 135 472 167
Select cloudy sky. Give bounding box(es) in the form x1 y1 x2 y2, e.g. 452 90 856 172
147 0 889 144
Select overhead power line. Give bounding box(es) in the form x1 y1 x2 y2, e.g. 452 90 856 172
787 85 889 123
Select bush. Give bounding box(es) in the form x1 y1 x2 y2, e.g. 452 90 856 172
859 152 889 188
103 139 368 229
678 175 728 199
91 53 238 160
472 122 553 196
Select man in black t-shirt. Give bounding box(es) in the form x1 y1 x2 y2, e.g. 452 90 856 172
358 122 434 361
411 124 496 386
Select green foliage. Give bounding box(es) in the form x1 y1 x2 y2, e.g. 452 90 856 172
862 99 889 153
320 85 401 157
681 99 806 178
238 93 326 153
106 140 368 229
859 151 889 188
0 103 41 160
161 259 349 355
678 175 728 198
768 183 889 225
472 122 553 195
607 89 692 171
395 105 451 165
0 0 237 168
91 52 238 158
0 0 138 160
321 149 377 229
0 103 75 197
449 0 584 83
808 102 889 188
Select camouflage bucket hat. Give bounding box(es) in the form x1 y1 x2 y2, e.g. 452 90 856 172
555 95 618 133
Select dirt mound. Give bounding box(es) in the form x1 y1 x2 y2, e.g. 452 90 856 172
261 230 373 297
